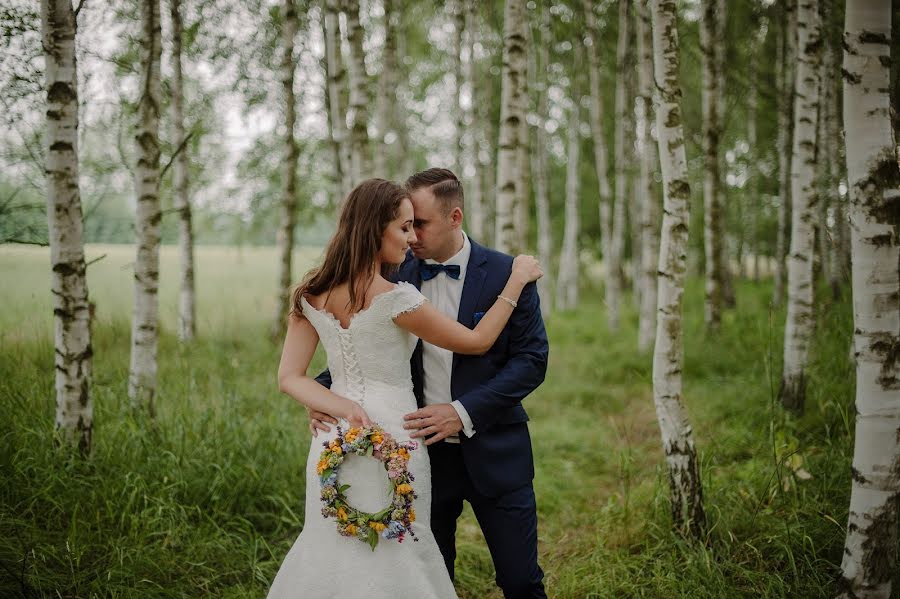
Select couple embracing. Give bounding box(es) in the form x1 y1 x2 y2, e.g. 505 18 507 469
270 168 548 598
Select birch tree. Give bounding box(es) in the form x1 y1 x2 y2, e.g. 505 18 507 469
42 0 93 452
452 0 465 175
556 99 580 311
494 0 527 254
324 0 352 198
649 0 706 538
780 0 822 413
636 0 658 351
169 0 195 342
583 0 614 323
464 0 486 242
608 0 631 331
128 0 163 415
272 0 299 340
700 0 724 328
774 0 797 306
374 0 409 182
345 0 371 184
531 2 552 311
838 2 900 595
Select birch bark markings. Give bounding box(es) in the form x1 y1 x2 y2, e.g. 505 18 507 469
774 0 797 306
324 0 352 198
701 0 723 329
494 0 527 254
780 0 822 413
636 0 658 352
128 0 162 415
531 3 552 312
345 0 371 184
583 0 613 310
42 0 93 452
452 0 465 176
556 100 580 312
609 0 631 331
169 0 196 342
649 0 706 539
838 2 900 595
272 0 300 340
464 0 486 242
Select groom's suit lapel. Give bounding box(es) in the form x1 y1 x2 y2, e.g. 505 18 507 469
453 239 488 373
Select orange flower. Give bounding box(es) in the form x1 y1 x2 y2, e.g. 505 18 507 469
369 521 387 532
396 483 413 495
316 459 328 474
397 448 410 460
408 508 416 522
345 523 357 536
370 433 384 444
337 507 348 521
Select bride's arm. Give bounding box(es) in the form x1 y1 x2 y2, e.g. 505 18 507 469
277 314 371 426
393 255 543 355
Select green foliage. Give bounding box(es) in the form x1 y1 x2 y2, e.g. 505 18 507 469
1 246 896 597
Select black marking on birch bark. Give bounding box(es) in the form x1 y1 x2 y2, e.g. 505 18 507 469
843 69 862 85
859 31 889 45
779 372 806 413
850 467 870 485
859 493 900 585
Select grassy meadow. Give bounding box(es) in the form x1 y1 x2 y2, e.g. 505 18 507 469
0 244 890 598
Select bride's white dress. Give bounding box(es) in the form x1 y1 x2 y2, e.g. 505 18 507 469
267 282 458 599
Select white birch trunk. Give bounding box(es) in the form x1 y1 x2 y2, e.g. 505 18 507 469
774 0 797 306
169 0 195 342
838 2 900 595
494 0 527 254
649 0 706 538
701 0 723 328
42 0 93 452
608 0 630 331
531 3 552 312
271 0 299 340
637 0 658 352
556 102 580 311
583 0 614 315
452 0 465 176
128 0 162 416
780 0 822 413
324 0 352 198
464 0 485 242
345 0 371 184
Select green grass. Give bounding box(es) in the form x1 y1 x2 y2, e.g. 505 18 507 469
0 245 894 598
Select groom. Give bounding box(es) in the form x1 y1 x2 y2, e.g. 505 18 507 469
313 168 548 598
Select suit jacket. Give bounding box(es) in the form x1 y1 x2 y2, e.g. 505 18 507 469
317 238 549 497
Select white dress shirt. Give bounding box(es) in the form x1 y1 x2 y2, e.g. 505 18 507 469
420 231 476 442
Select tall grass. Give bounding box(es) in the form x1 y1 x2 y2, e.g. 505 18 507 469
1 246 894 598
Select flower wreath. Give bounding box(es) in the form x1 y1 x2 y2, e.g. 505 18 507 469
317 424 419 550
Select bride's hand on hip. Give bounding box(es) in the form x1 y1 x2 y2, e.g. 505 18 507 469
512 254 543 285
341 398 373 428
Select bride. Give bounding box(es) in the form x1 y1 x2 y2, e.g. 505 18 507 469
269 178 542 598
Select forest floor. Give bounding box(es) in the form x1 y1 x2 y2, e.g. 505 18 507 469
1 245 895 598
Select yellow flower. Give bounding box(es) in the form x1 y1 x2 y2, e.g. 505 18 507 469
337 507 348 521
345 431 358 442
408 508 416 522
370 433 384 444
346 523 357 536
369 521 387 532
329 442 342 455
316 459 328 474
397 448 410 460
396 483 413 495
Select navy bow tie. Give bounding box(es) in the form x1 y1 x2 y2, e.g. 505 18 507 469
420 263 461 281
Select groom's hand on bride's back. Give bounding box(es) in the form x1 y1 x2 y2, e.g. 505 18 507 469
402 404 463 445
307 409 338 437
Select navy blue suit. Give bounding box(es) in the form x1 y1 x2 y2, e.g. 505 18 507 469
318 239 549 598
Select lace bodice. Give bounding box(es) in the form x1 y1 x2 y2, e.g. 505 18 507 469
300 282 426 406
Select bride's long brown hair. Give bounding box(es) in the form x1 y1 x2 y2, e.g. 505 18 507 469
291 179 408 316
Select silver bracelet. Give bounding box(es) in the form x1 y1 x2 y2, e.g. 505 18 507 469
497 294 518 308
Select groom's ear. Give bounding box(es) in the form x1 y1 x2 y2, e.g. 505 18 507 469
450 206 464 228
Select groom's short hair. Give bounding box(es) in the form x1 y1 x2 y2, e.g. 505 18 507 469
405 168 464 215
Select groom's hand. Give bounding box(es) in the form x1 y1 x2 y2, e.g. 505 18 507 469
307 409 338 437
403 404 462 445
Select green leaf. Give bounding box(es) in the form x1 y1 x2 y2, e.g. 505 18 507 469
338 484 351 493
320 468 333 481
368 529 378 551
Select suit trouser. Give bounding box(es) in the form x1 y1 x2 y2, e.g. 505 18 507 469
427 441 546 599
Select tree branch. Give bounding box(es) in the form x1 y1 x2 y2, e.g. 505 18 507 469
159 130 195 180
